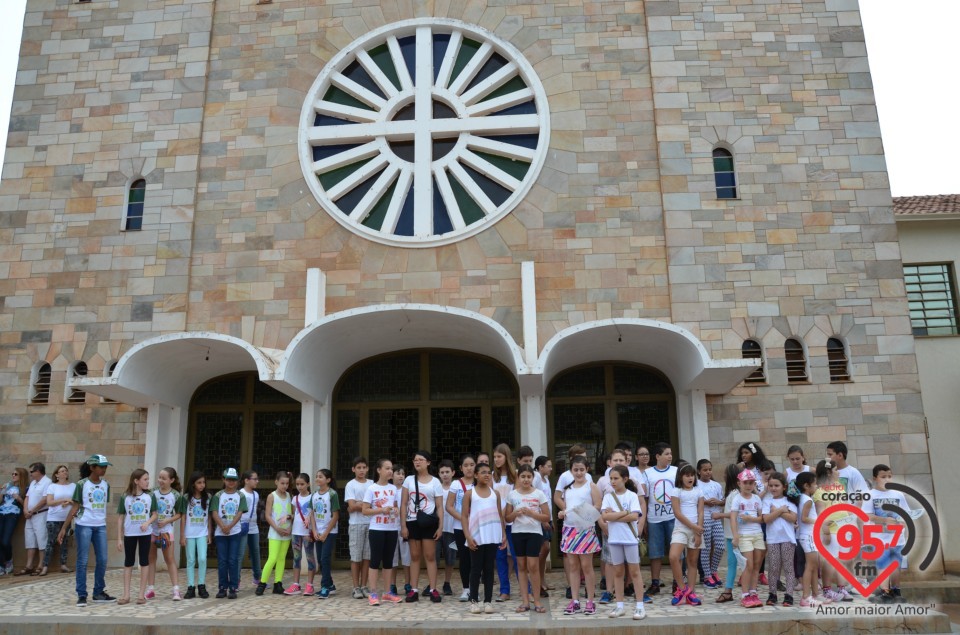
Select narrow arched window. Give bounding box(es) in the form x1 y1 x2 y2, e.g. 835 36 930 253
125 179 146 230
66 361 88 404
785 338 808 383
30 362 52 404
713 148 737 199
741 340 766 384
827 337 851 382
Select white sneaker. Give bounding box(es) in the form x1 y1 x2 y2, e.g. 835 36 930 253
361 586 371 598
352 587 364 599
608 606 625 618
469 601 482 614
459 589 470 602
633 605 646 620
483 602 494 614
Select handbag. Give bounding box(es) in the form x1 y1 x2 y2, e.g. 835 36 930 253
414 478 439 532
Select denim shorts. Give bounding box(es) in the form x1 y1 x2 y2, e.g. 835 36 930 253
876 545 903 571
647 519 674 559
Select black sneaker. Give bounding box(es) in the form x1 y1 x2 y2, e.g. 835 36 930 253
442 582 453 596
198 584 209 599
255 582 267 596
228 589 237 600
405 589 419 602
565 587 572 599
272 582 284 595
645 581 660 596
184 586 196 600
92 593 116 603
777 580 786 592
216 588 227 599
672 580 679 594
877 590 896 604
624 583 635 597
893 588 907 603
76 596 88 608
429 588 442 603
766 593 777 606
600 577 607 591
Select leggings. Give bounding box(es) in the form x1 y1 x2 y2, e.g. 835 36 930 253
185 537 208 586
724 538 738 590
469 543 498 603
123 535 152 567
0 513 17 564
699 519 724 576
291 535 316 572
766 542 795 595
44 520 69 567
260 538 290 584
453 529 471 589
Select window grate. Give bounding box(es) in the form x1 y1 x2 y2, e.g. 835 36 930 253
31 363 52 404
904 264 959 336
67 361 88 404
784 338 807 383
827 337 851 382
741 340 766 384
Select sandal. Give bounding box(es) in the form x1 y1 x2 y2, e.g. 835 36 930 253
60 566 73 573
136 598 146 605
37 567 48 577
515 605 530 613
13 568 35 576
716 590 734 603
533 605 547 613
497 594 510 602
117 598 130 605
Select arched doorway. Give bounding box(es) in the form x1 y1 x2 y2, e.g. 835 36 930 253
331 349 520 561
546 363 677 478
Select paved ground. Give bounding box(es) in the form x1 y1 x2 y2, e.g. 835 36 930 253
0 566 953 633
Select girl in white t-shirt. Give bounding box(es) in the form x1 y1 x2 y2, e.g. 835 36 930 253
730 470 765 608
312 469 339 597
43 465 75 574
505 465 549 614
761 473 798 607
116 469 158 605
696 460 725 589
285 473 316 595
445 453 475 601
669 464 704 606
795 472 821 607
534 455 553 598
180 471 211 599
600 465 646 620
400 450 444 602
785 445 812 486
362 459 401 605
147 467 184 601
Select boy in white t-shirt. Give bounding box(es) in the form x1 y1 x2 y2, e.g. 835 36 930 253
643 443 678 598
436 460 457 596
344 457 372 599
862 464 913 604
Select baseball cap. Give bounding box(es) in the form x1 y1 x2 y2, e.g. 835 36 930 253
85 454 113 466
737 469 756 482
222 467 240 480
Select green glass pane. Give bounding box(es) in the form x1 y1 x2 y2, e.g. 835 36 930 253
323 86 374 111
129 182 145 204
318 157 372 190
479 76 527 103
474 150 530 180
361 178 398 230
448 171 484 226
713 157 734 172
368 44 401 92
448 38 481 89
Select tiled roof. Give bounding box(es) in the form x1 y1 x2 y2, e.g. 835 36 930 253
893 194 960 216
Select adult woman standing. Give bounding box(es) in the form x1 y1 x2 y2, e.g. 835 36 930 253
43 465 76 575
0 468 28 575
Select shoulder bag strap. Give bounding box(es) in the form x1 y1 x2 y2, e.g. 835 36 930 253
611 493 639 540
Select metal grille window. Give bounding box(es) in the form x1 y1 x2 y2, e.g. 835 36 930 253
30 362 52 404
125 179 145 231
66 361 87 403
741 340 766 384
904 264 959 336
827 337 851 382
784 338 808 383
102 361 119 403
713 148 737 199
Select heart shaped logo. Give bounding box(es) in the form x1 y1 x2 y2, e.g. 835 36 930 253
813 503 899 597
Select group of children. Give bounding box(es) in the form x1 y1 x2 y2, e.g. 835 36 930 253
92 438 913 616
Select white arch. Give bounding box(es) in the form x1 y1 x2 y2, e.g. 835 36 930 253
536 318 755 394
71 332 280 408
275 303 528 402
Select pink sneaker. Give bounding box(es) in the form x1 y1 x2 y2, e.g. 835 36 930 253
383 592 402 603
584 600 596 615
368 593 380 606
302 584 314 596
144 589 155 600
686 590 701 606
172 588 182 601
283 583 302 596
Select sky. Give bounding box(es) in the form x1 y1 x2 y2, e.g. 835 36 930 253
0 0 958 196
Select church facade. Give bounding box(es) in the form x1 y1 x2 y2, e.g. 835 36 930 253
0 0 939 568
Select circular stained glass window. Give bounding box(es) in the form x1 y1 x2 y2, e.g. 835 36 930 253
299 18 550 247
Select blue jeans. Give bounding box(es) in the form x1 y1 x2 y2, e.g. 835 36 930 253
0 513 18 564
724 538 738 589
314 533 337 589
216 534 242 591
496 525 518 595
75 524 107 598
236 529 262 584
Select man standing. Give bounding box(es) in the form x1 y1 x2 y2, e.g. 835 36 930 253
17 463 51 576
59 455 115 607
